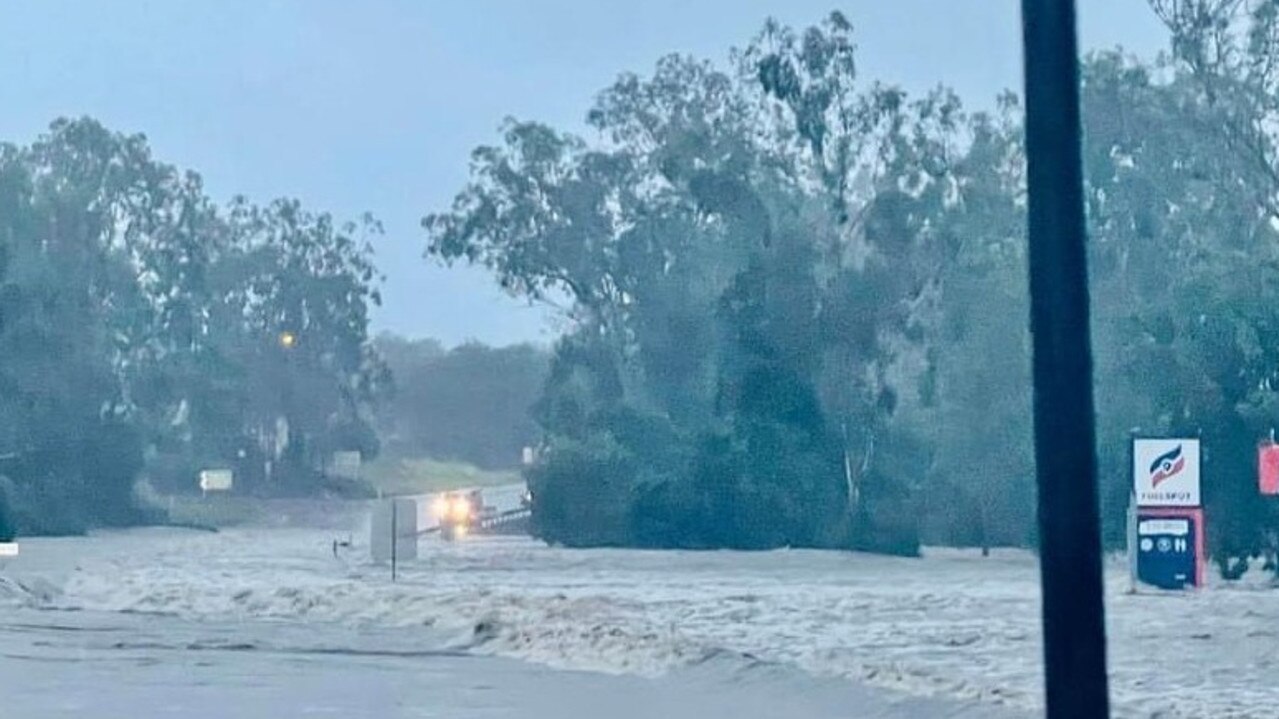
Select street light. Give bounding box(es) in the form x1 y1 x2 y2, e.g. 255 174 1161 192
269 329 299 487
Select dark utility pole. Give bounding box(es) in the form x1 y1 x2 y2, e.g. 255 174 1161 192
1021 1 1111 716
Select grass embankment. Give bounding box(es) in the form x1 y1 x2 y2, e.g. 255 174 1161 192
360 456 520 496
158 457 519 529
161 495 266 529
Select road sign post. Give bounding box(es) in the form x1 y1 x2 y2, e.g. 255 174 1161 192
198 468 234 497
1130 437 1205 588
1135 507 1205 589
370 498 417 575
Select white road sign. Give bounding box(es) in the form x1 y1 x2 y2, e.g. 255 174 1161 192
198 468 234 492
370 498 418 564
1138 518 1190 536
1133 438 1200 507
330 451 361 479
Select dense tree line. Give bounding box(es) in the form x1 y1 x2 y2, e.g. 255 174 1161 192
374 334 548 469
426 14 1013 552
0 118 384 534
425 7 1279 573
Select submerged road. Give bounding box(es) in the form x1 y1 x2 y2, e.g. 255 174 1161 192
0 606 1020 719
2 490 1256 717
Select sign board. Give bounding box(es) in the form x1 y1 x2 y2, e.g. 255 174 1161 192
330 451 362 480
1132 438 1200 507
198 468 234 493
1135 506 1204 589
1260 442 1279 495
370 498 417 564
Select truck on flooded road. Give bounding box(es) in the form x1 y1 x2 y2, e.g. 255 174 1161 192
431 487 531 540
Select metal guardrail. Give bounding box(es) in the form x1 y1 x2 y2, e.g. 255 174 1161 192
413 506 531 537
477 507 531 533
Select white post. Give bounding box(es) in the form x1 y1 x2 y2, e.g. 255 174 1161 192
1126 494 1138 593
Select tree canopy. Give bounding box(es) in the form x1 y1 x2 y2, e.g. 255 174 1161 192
424 8 1279 572
0 118 385 533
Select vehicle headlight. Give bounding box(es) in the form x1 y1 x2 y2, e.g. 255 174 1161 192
431 496 450 518
450 497 471 521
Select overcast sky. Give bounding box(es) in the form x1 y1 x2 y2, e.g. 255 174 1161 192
0 1 1168 347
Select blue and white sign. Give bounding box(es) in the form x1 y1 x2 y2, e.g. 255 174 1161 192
1133 438 1201 507
1136 510 1202 589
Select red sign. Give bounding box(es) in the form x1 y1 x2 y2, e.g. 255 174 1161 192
1261 442 1279 496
